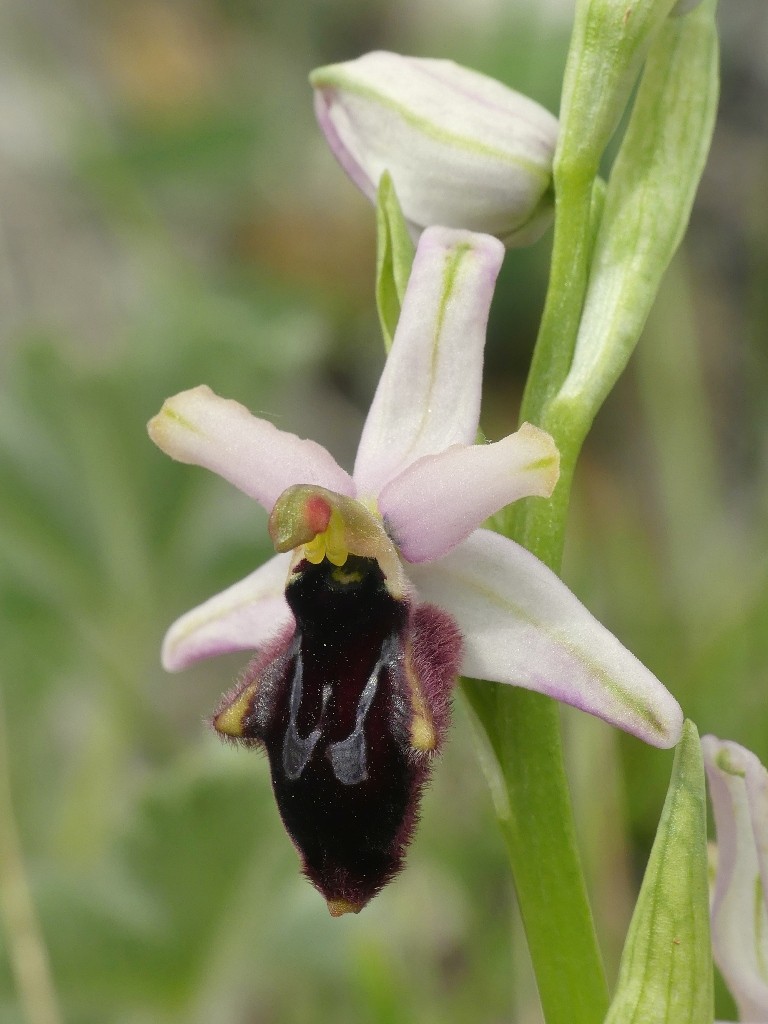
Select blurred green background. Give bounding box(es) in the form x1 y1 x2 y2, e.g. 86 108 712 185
1 1 766 1022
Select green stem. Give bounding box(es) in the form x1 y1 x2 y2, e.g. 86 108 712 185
468 3 716 1016
466 407 604 1024
519 171 595 423
469 171 607 1022
465 679 609 1024
0 692 63 1024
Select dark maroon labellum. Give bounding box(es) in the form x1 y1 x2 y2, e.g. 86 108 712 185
212 555 461 915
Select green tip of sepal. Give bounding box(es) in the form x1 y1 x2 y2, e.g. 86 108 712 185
605 719 713 1024
375 171 415 352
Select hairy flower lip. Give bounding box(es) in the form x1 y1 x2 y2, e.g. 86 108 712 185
150 225 683 753
310 51 559 247
208 553 462 913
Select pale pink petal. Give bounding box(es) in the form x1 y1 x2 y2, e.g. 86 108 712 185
379 423 559 563
702 736 768 1022
149 385 354 512
353 227 504 496
409 529 683 748
162 553 294 671
313 89 376 204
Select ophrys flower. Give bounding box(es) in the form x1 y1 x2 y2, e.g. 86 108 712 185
149 226 683 915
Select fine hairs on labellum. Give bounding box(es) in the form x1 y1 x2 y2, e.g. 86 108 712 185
212 554 461 914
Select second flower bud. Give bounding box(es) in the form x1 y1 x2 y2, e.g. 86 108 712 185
311 51 558 248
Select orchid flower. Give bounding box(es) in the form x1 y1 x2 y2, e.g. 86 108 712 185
149 226 683 916
311 52 558 247
702 735 768 1023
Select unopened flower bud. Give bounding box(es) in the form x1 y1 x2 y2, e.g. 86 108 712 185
310 51 558 248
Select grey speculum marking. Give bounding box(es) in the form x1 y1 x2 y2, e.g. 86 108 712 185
282 655 322 781
328 638 395 786
282 639 394 787
328 668 378 785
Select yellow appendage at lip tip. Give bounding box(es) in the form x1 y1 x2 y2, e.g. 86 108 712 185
303 507 349 566
326 897 363 917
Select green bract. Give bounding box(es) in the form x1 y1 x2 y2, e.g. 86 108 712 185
521 0 717 424
604 720 713 1024
375 173 415 351
553 0 720 427
558 0 681 182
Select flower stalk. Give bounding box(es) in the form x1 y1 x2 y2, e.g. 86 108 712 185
463 678 611 1024
466 2 720 1021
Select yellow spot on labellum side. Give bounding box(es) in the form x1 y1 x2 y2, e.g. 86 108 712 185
326 898 363 918
404 644 437 752
410 713 437 752
213 685 256 737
